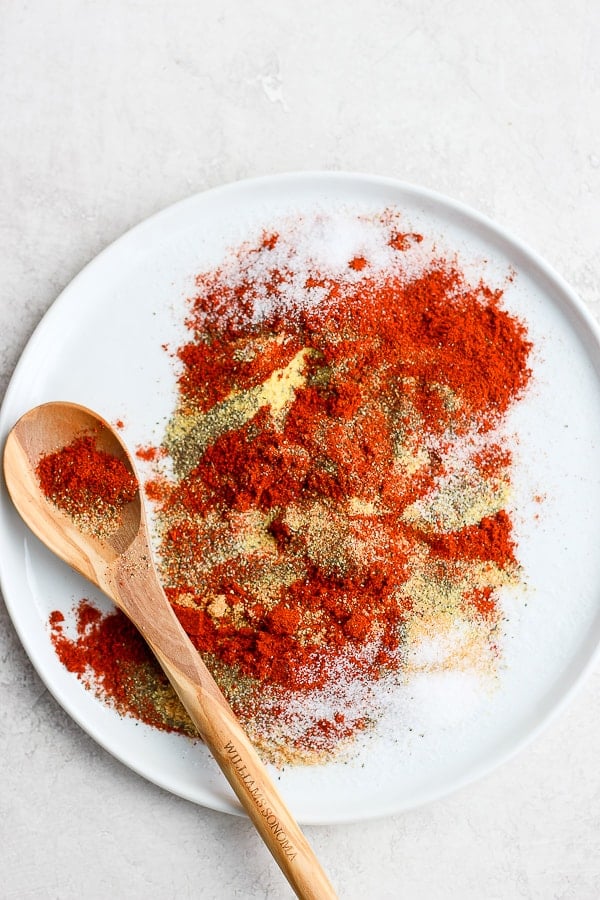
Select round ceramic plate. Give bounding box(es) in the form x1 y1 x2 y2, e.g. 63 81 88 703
2 173 600 824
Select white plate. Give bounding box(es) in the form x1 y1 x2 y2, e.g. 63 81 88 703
2 172 600 824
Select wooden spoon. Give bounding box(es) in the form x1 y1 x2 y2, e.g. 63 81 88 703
3 401 337 900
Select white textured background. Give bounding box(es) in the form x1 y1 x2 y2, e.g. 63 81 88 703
1 2 600 898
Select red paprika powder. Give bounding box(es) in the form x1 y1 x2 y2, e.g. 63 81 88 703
37 435 137 535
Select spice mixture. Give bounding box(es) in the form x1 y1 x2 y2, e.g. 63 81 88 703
37 435 137 537
49 602 194 735
49 209 532 764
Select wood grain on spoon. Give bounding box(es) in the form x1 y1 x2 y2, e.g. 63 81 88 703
3 402 337 900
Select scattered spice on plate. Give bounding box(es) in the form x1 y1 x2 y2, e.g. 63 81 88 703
37 434 138 537
48 209 533 764
49 602 194 735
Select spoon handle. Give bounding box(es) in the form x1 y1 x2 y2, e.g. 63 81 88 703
111 555 337 900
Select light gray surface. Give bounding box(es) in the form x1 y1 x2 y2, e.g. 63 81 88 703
1 2 599 898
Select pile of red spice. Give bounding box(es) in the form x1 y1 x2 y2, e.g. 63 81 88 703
48 209 532 763
37 435 137 536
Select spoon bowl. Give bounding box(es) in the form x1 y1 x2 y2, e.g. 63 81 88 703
4 402 142 572
3 401 336 900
